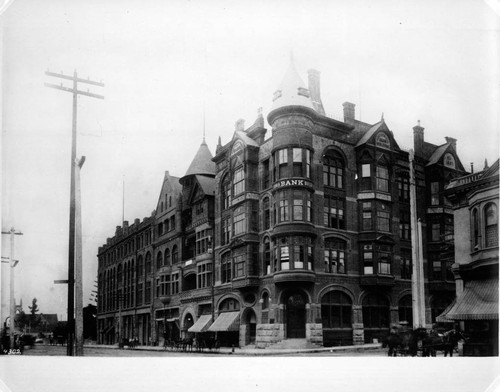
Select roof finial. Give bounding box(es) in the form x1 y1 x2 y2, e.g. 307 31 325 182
484 158 489 170
418 120 421 126
381 112 384 121
202 101 206 143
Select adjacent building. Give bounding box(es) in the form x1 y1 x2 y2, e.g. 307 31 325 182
438 159 499 356
96 59 470 348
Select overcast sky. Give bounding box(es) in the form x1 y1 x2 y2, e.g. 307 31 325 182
1 0 499 319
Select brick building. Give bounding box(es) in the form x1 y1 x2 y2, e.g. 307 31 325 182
438 160 498 356
96 59 468 348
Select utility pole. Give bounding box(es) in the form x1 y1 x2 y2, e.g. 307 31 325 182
45 70 104 356
409 150 426 328
1 227 23 349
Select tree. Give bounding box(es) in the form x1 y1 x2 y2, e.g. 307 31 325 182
28 298 39 316
28 298 41 329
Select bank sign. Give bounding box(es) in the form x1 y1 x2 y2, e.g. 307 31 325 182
273 179 313 190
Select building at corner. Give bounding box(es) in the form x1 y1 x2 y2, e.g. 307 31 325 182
96 59 470 348
438 159 499 356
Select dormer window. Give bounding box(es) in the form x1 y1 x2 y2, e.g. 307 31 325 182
443 153 456 169
376 133 390 149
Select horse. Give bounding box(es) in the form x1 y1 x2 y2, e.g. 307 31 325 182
421 329 465 357
383 327 427 356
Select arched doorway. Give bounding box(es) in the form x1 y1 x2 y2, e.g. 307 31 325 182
183 313 194 338
285 291 307 338
245 310 257 344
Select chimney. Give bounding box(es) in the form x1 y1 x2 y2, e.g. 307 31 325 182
308 69 325 115
445 137 457 151
413 120 424 157
342 102 355 121
470 162 474 173
235 119 245 132
123 220 129 228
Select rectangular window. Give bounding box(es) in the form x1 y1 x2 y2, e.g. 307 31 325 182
145 281 151 304
398 175 410 201
293 245 304 269
306 150 311 178
378 245 391 274
233 255 245 278
362 164 370 177
292 148 302 177
280 246 290 270
400 252 412 280
376 166 389 192
262 159 270 189
433 259 442 280
278 149 289 179
399 210 411 240
362 202 372 231
377 203 390 232
292 190 304 221
222 217 231 245
233 208 246 235
307 245 313 270
136 283 143 306
279 199 289 222
431 223 440 242
233 168 245 195
324 196 345 229
363 245 373 274
171 273 179 294
197 263 212 288
430 182 440 205
221 255 232 283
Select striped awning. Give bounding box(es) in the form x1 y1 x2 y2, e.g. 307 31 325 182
436 278 498 322
188 314 213 333
207 311 240 332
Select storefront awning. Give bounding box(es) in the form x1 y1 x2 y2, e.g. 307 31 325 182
187 314 213 333
437 278 498 322
207 311 240 332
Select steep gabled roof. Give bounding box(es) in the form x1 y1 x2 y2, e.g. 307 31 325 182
426 143 450 166
156 171 181 214
354 119 401 150
355 120 384 147
234 130 259 147
187 175 215 205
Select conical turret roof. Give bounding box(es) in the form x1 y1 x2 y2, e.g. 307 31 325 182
182 139 216 179
271 56 314 112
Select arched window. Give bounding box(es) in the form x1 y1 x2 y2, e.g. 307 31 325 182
219 297 240 312
261 292 269 310
171 245 178 264
145 253 152 274
323 150 344 188
137 255 143 278
263 197 270 230
221 174 231 210
156 251 163 269
443 153 456 169
324 238 346 273
263 237 271 275
362 293 390 343
485 203 498 248
117 264 123 285
321 291 352 328
164 248 170 266
398 295 413 326
376 133 390 149
221 253 231 283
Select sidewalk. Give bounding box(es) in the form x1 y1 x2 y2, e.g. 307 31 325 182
85 342 383 355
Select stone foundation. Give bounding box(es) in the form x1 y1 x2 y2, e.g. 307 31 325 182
255 324 284 348
306 323 323 345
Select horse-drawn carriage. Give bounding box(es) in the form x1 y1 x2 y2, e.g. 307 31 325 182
384 326 465 357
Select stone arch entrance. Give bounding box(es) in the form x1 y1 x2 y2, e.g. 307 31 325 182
284 291 307 339
183 313 194 338
243 309 257 345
